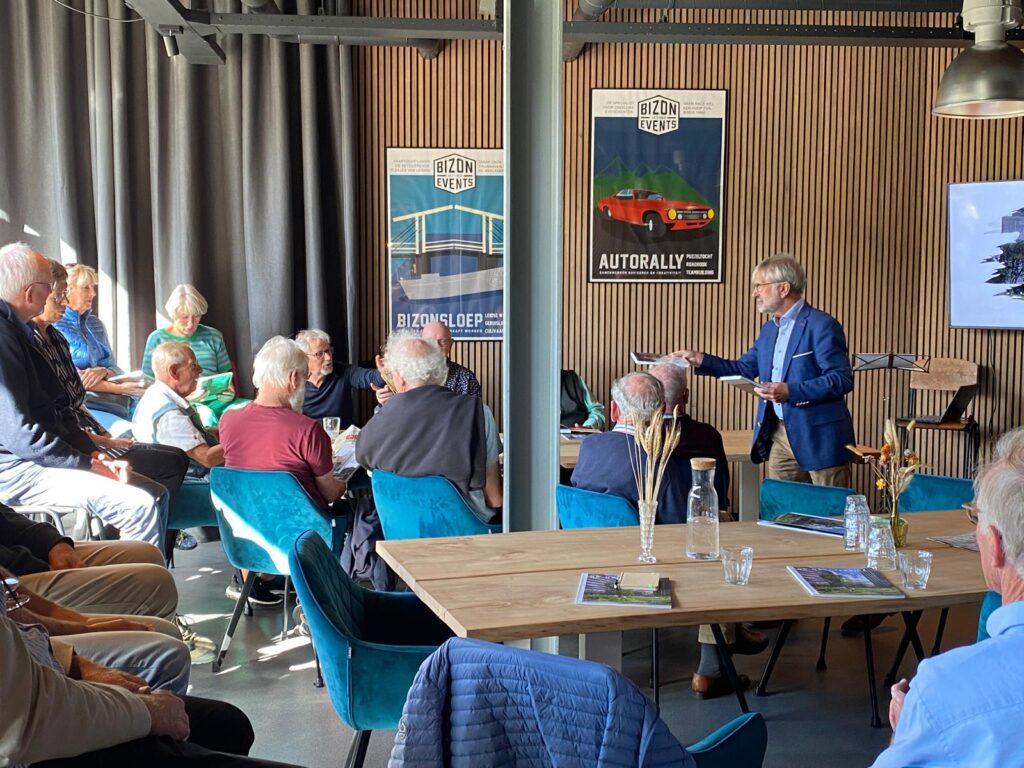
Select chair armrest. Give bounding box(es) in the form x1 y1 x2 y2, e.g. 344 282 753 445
347 641 440 732
365 590 455 646
687 712 767 768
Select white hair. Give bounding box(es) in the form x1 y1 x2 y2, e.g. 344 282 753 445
294 328 331 353
66 263 98 289
164 284 209 319
0 242 44 302
753 254 806 295
383 330 447 387
648 361 688 408
611 372 664 422
976 428 1024 572
252 336 308 390
152 341 195 381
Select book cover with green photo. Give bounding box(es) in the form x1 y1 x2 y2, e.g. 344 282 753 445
575 572 672 609
787 566 905 599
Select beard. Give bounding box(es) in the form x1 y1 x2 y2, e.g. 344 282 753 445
288 385 306 414
320 360 334 376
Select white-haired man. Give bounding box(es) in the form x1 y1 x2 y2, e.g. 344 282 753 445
295 328 384 427
873 428 1024 768
0 242 170 553
673 254 855 487
358 331 501 522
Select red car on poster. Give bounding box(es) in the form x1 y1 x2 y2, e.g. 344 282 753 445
597 188 714 237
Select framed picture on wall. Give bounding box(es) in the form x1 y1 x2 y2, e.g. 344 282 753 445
948 180 1024 330
385 148 504 341
588 89 726 283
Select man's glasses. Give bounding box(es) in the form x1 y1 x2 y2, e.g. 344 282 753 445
307 347 333 360
51 288 68 302
752 281 782 290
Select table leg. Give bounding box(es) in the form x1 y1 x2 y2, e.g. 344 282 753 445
863 625 882 728
736 459 759 522
756 619 793 696
883 611 922 688
579 631 622 671
710 623 750 714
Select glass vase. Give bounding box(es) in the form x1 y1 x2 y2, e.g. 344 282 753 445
891 502 909 548
638 500 657 563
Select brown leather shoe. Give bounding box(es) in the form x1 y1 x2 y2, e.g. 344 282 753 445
728 627 769 656
692 672 752 700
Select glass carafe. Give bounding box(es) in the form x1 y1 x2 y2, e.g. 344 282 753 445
686 457 719 560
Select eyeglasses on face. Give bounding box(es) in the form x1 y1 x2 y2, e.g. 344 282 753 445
752 281 782 290
307 347 334 360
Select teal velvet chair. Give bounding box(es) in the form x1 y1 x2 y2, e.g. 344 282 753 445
688 712 768 768
209 467 342 673
168 478 218 530
371 470 501 540
556 485 639 528
899 473 974 512
977 591 1001 642
290 529 452 768
758 478 855 521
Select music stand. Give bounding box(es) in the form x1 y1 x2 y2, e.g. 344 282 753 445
853 353 931 422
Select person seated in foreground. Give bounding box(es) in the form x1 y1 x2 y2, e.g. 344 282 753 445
295 328 384 428
218 336 347 607
0 612 300 767
572 371 764 699
872 427 1024 768
559 369 606 430
357 331 502 524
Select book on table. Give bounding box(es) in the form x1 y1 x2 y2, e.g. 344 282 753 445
758 512 845 537
575 572 672 609
720 375 760 396
787 566 906 599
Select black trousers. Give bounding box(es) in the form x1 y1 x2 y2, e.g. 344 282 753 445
31 695 302 768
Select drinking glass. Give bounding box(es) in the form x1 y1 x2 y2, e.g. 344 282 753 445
866 519 898 571
844 495 870 552
722 546 753 585
322 417 341 440
899 550 933 590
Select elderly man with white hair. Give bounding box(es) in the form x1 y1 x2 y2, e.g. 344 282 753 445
295 328 384 427
357 331 501 522
871 428 1024 768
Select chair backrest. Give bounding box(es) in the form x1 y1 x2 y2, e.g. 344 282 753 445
899 473 974 513
909 357 978 391
759 478 856 521
209 467 334 575
556 485 639 529
371 470 498 539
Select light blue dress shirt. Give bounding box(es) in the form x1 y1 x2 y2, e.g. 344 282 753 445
769 299 805 419
871 599 1024 768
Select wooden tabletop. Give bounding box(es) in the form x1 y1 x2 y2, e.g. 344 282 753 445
378 510 985 642
560 429 752 469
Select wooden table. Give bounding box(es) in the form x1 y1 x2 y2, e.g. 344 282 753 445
378 510 986 724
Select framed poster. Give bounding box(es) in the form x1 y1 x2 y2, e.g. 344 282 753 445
386 148 504 340
589 89 726 283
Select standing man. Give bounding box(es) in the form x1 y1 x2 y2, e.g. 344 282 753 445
295 329 384 428
673 254 854 486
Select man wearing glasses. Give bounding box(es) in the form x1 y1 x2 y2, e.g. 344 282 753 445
421 321 481 397
295 329 384 429
672 254 855 487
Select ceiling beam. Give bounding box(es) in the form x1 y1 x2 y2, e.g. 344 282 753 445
124 0 225 64
192 14 502 41
610 0 960 10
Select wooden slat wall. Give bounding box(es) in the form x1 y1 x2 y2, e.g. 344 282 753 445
353 2 1024 493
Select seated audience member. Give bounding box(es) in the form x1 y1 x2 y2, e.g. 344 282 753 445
141 284 246 427
219 336 347 607
559 369 606 430
872 428 1024 768
0 243 170 553
358 331 501 523
52 263 143 408
0 504 178 621
421 321 482 397
295 329 384 427
572 372 761 698
0 613 299 767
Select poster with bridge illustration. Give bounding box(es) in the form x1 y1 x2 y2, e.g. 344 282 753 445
386 148 504 341
590 89 725 283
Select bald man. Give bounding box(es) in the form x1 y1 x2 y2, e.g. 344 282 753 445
421 322 481 397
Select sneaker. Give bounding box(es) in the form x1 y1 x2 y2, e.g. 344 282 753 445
293 604 309 637
225 574 284 607
174 530 198 551
174 613 197 649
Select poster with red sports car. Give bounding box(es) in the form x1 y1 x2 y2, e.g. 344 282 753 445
589 89 725 283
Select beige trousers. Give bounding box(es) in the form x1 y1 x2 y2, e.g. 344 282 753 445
767 421 852 488
20 541 178 620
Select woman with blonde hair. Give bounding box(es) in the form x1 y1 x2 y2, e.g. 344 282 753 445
141 284 245 426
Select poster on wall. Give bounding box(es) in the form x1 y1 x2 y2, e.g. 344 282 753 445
589 89 726 283
386 148 504 341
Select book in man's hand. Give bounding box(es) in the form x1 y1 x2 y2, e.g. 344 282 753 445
721 375 761 396
787 566 905 599
575 572 672 609
758 513 845 538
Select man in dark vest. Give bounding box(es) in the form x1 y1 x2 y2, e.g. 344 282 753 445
358 332 501 523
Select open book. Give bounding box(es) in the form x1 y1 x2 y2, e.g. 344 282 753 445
108 370 154 386
332 425 361 482
758 513 845 538
191 372 234 399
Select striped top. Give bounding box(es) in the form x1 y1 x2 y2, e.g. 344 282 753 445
141 324 232 378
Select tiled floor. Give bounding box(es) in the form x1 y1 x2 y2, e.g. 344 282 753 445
174 541 980 768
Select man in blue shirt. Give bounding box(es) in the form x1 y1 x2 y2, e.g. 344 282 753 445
673 254 854 487
295 329 384 428
873 428 1024 768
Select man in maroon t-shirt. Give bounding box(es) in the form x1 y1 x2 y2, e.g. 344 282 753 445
218 336 347 605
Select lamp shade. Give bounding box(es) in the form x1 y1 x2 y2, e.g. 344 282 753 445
933 42 1024 118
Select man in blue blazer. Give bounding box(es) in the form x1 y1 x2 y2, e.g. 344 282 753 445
673 255 854 487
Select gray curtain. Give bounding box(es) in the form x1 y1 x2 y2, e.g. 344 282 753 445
0 0 359 392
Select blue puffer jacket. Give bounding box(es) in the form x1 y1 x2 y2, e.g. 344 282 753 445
389 638 695 768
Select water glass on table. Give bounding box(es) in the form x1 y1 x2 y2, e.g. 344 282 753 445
866 517 898 571
722 546 753 585
844 494 870 552
898 550 933 590
322 417 341 440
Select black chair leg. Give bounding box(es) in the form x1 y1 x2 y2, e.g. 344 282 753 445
756 619 793 696
651 628 660 709
816 617 831 671
863 624 882 728
313 645 324 689
213 571 256 673
931 607 949 657
280 575 290 639
711 623 750 714
344 730 371 768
